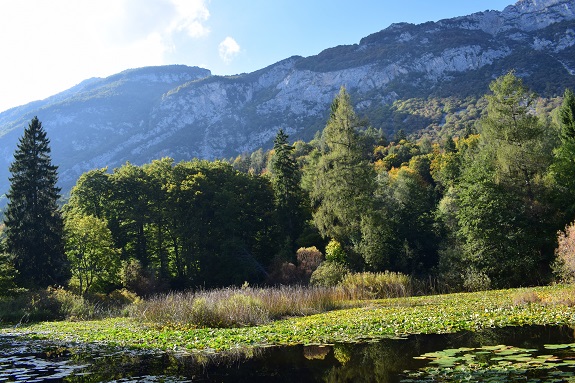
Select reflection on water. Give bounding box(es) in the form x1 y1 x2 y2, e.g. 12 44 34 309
0 325 574 382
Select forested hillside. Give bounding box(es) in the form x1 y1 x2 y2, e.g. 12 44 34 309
3 73 570 296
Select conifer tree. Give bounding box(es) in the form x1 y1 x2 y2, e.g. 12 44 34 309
551 88 575 221
270 129 307 250
4 117 69 288
455 73 554 287
310 87 375 253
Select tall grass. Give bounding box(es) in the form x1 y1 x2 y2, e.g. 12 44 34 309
340 271 412 300
131 286 350 328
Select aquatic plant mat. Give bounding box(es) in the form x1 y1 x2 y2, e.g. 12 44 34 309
6 285 575 352
2 325 575 382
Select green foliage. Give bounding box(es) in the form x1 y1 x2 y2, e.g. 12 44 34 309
64 159 278 290
270 129 309 252
64 213 121 295
325 239 346 264
309 87 375 248
4 117 70 288
8 285 575 353
0 252 16 296
65 168 111 219
456 155 540 287
309 261 350 287
340 271 411 299
453 72 557 288
559 88 575 140
481 71 552 198
550 88 575 221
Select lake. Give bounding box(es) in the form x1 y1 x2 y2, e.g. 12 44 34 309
1 325 574 382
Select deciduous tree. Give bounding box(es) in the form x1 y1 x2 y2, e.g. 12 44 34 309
310 87 375 257
64 213 120 295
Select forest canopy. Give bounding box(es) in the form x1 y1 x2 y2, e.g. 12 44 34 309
2 72 575 296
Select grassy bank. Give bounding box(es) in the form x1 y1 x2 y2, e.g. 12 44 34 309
2 285 575 353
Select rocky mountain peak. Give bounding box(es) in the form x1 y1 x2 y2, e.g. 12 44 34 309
0 0 573 203
501 0 575 31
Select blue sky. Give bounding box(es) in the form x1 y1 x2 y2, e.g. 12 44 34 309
0 0 513 113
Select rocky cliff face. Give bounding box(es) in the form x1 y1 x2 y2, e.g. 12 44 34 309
0 0 574 200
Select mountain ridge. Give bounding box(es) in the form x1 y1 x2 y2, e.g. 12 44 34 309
0 0 574 202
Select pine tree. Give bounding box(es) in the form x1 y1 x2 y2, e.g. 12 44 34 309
4 117 69 288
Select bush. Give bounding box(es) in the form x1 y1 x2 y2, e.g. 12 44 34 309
296 246 324 282
310 261 350 287
121 259 165 296
0 287 139 324
325 240 347 264
268 247 324 285
340 271 411 299
553 222 575 282
0 287 93 323
462 267 491 292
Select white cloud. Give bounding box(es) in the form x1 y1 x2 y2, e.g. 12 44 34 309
219 37 241 64
170 0 210 38
0 0 212 111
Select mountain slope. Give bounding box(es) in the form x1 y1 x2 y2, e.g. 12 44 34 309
0 0 574 200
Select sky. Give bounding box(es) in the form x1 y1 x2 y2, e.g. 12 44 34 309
0 0 514 113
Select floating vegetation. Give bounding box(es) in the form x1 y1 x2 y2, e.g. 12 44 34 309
402 343 575 382
2 325 575 382
2 285 575 353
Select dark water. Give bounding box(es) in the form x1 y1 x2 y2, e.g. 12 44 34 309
1 325 575 382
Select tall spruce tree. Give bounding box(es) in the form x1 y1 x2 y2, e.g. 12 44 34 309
270 129 307 251
4 117 69 288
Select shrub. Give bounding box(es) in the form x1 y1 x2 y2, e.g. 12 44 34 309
296 246 324 282
340 271 411 299
0 287 93 323
553 222 575 282
310 261 350 287
325 239 347 264
0 287 138 324
462 267 491 292
121 259 164 296
268 247 324 285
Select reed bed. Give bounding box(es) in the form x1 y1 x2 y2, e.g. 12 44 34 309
340 271 412 300
132 285 350 328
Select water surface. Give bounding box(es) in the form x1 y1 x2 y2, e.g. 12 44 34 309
1 325 574 382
